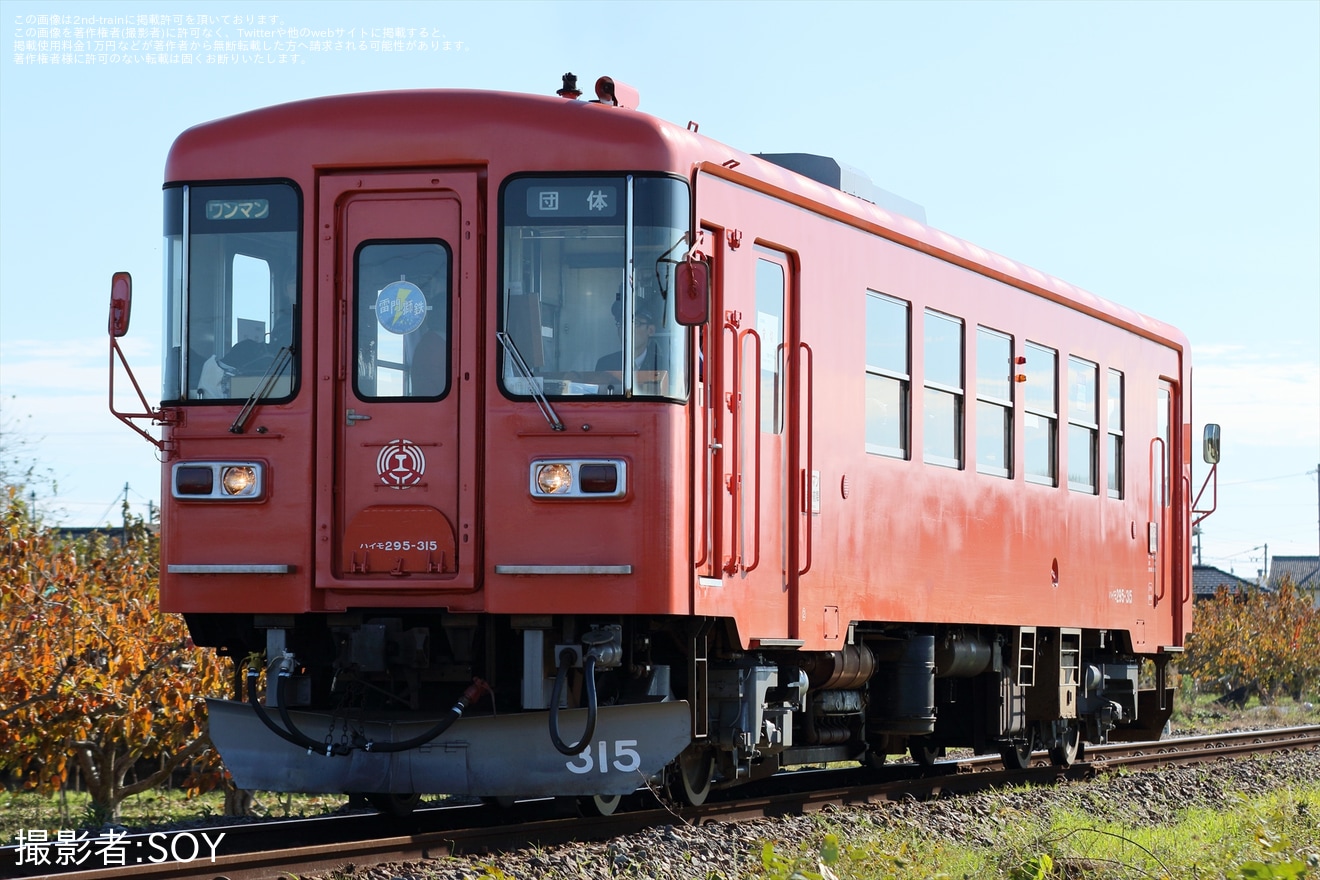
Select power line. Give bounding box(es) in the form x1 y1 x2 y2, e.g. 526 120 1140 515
1220 471 1313 487
92 483 131 527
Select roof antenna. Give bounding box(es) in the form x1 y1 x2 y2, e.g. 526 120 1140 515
557 72 581 100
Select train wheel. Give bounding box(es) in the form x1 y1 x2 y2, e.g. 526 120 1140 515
998 739 1033 770
910 738 941 767
673 746 716 806
1047 722 1082 767
581 793 623 816
367 792 421 818
860 749 886 769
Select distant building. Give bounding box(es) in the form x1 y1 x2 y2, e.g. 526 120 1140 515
49 523 159 546
1267 555 1320 589
1267 555 1320 606
1192 564 1258 601
53 526 123 541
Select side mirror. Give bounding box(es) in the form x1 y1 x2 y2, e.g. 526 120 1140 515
109 271 133 338
1202 423 1221 464
673 258 710 326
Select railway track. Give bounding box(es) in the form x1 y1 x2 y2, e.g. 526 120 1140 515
8 725 1318 880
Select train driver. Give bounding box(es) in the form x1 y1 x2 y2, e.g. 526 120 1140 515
595 298 667 375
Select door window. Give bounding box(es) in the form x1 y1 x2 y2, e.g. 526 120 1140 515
755 257 785 435
353 241 451 400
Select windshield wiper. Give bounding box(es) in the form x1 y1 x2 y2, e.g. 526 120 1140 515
496 332 564 431
230 346 293 434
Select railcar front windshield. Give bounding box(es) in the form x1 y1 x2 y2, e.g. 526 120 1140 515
500 175 690 401
162 182 300 403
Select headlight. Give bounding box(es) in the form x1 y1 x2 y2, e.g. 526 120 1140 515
530 459 626 499
221 466 258 496
535 463 573 495
172 462 265 500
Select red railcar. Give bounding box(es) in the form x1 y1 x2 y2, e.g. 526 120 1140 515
109 75 1219 812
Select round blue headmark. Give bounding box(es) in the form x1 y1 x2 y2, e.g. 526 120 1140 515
375 281 428 335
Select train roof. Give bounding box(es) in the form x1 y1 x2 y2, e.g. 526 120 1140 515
165 85 1189 353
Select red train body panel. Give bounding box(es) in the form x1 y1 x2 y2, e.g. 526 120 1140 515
110 78 1214 807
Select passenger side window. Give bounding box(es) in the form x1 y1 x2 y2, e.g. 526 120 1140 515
1107 370 1124 498
1023 342 1057 486
975 327 1013 478
1067 356 1098 493
865 291 910 458
923 310 964 468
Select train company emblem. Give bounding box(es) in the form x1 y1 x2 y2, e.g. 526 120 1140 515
377 439 425 488
375 280 428 335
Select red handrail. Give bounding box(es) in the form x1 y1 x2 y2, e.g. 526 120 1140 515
740 327 762 574
722 315 742 575
1149 436 1167 604
798 341 814 577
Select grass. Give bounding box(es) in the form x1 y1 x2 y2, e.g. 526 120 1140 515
780 783 1320 880
0 787 347 843
1171 688 1320 735
1036 789 1320 878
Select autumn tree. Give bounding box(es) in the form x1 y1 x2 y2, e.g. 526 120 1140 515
1183 576 1320 703
0 487 231 823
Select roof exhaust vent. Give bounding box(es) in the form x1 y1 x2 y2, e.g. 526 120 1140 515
757 153 926 224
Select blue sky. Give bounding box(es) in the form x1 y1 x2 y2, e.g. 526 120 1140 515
1 0 1317 576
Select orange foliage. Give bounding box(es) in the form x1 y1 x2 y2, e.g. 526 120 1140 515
0 487 231 821
1183 576 1320 703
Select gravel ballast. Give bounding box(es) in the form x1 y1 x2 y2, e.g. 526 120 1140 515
306 746 1320 880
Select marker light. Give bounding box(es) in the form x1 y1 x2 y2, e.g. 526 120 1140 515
579 464 619 494
174 466 215 495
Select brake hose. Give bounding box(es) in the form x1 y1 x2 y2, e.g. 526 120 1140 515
548 648 599 756
245 665 326 753
359 678 490 753
246 663 490 756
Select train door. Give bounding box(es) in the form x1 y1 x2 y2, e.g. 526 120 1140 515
1150 381 1175 613
747 252 791 589
317 172 478 587
696 239 797 643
